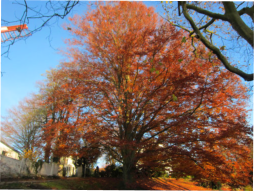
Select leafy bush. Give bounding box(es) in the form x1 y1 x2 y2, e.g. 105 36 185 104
168 171 183 179
199 180 222 190
136 166 168 178
33 159 43 174
52 156 60 163
99 164 123 178
153 169 168 178
99 170 106 177
184 175 193 180
85 167 92 177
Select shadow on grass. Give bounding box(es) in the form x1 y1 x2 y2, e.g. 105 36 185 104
136 177 189 190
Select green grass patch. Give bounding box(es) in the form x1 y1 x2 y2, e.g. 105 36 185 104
0 182 49 189
39 181 67 190
244 185 253 191
39 179 99 190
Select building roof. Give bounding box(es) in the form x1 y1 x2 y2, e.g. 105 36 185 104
0 140 20 154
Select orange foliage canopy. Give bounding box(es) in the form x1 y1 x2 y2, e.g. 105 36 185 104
39 2 252 186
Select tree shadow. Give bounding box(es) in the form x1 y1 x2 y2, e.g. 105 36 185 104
136 177 191 190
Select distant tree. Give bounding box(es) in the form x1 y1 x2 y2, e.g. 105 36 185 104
73 145 101 177
1 94 47 155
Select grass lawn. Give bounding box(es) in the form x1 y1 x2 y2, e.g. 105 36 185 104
0 177 251 190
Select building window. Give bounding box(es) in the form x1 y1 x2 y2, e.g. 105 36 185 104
2 151 7 156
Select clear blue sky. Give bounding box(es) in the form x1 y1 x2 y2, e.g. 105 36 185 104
1 1 253 166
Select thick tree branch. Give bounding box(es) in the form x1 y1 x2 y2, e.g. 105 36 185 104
185 3 228 21
223 2 254 48
238 5 254 22
181 2 253 81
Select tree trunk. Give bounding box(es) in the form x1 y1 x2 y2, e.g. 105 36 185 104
84 164 86 177
82 164 85 177
44 142 51 163
122 149 136 189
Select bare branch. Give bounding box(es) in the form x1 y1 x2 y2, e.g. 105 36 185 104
185 2 228 21
180 2 253 81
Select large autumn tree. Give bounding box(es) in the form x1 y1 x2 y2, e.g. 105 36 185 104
39 2 252 187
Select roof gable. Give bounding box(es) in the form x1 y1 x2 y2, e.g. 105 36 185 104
0 140 20 154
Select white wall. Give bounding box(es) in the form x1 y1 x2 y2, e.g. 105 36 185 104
0 154 22 178
0 154 79 179
0 155 59 178
39 162 59 176
76 166 83 177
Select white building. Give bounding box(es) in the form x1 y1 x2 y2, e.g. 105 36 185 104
58 156 76 177
0 140 19 160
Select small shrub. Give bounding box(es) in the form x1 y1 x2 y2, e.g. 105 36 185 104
33 159 43 174
99 170 106 177
100 164 123 178
52 157 60 163
184 175 193 180
199 180 222 190
153 170 166 178
85 168 92 177
168 171 183 179
136 167 155 178
112 166 123 177
211 181 222 190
